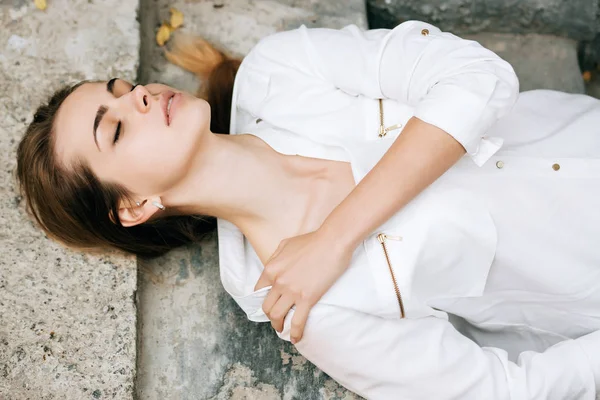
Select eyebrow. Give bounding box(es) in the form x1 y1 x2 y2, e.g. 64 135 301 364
93 78 118 151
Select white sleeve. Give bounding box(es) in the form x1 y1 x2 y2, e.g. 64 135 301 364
277 305 600 400
245 20 520 166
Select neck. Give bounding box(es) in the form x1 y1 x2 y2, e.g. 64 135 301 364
162 132 319 236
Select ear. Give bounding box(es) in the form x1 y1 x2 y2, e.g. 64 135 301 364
115 197 162 228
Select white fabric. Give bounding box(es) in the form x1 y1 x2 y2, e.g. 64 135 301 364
216 20 600 399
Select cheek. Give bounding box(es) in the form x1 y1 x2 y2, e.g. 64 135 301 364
106 97 208 194
116 129 197 193
120 147 184 193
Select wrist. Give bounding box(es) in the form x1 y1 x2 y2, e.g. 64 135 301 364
317 217 361 254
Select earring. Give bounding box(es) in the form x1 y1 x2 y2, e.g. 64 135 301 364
135 202 141 207
152 201 166 211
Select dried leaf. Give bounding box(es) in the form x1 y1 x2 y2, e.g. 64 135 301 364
583 71 592 83
156 22 172 46
34 0 47 11
170 8 184 30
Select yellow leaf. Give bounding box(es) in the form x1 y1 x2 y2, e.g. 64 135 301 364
34 0 47 11
170 7 184 30
583 70 592 83
156 23 172 46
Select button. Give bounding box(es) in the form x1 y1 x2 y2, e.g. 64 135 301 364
421 29 429 36
552 163 560 171
495 161 504 169
256 118 263 124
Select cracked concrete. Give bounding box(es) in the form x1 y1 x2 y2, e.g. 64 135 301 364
0 0 138 399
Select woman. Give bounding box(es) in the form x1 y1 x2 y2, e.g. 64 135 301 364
16 19 600 399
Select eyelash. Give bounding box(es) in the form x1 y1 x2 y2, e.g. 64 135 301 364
114 84 138 144
113 122 122 144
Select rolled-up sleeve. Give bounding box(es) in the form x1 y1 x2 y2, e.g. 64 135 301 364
246 20 520 166
278 305 600 400
378 21 520 165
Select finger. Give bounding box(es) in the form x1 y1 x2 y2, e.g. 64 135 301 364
290 302 311 345
256 253 283 291
261 287 281 316
253 271 272 291
267 294 295 333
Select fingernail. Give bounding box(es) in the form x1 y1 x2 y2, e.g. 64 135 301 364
290 337 297 344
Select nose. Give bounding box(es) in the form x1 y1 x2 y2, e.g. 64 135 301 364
131 84 151 114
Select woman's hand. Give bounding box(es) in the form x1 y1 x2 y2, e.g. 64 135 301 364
253 228 354 344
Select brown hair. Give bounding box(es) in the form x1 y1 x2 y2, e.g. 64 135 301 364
16 35 241 258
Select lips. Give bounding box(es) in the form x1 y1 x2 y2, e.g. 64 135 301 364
160 90 176 126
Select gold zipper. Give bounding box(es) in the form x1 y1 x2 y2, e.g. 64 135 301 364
378 98 403 138
377 99 406 317
376 233 406 318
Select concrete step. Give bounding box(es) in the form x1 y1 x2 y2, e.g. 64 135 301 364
463 32 586 94
136 2 365 399
136 2 593 399
0 1 138 399
586 79 600 98
367 0 599 42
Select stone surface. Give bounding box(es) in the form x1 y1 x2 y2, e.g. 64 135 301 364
367 0 600 41
138 0 368 87
586 76 600 98
137 234 360 400
0 1 138 399
463 32 586 94
135 0 365 398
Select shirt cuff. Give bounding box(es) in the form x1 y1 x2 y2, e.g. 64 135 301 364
413 74 504 167
467 135 504 167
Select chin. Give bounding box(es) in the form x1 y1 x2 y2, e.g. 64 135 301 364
172 95 210 131
194 99 212 131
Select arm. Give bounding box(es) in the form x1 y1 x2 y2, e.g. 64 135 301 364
251 20 519 339
246 21 518 249
282 306 600 400
246 21 519 163
298 21 518 247
320 115 465 250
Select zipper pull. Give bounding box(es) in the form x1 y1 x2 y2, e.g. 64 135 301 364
377 233 403 243
384 123 403 133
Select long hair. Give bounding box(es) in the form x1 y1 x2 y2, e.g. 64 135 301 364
16 35 241 258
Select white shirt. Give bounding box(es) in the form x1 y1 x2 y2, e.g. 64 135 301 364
216 20 600 399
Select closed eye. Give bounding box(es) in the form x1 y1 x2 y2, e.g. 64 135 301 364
113 84 137 144
113 121 122 144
